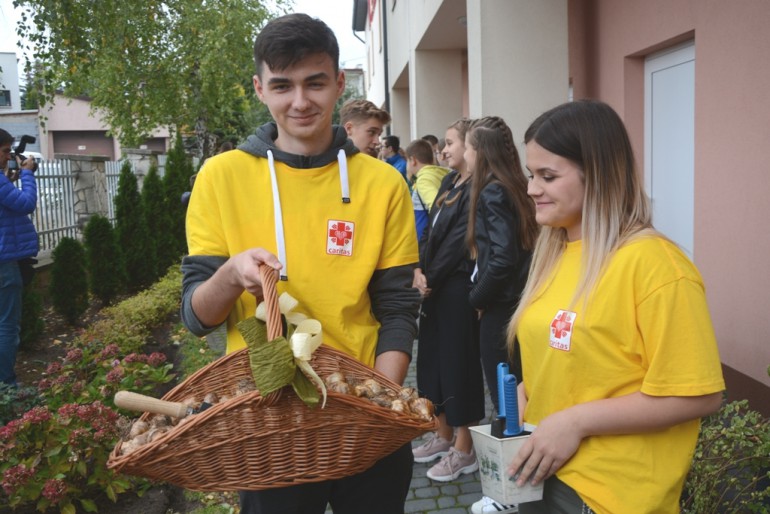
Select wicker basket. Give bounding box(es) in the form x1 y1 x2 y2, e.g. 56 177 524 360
107 265 436 491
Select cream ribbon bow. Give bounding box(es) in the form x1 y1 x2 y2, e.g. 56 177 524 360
256 293 328 407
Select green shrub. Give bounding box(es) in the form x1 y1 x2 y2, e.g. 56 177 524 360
160 136 195 268
0 384 40 426
141 165 167 283
114 161 155 291
20 285 44 349
0 401 136 513
82 266 183 354
84 214 125 304
682 400 770 513
49 237 89 324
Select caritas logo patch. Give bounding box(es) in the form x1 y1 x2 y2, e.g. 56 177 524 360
327 220 354 256
549 310 576 352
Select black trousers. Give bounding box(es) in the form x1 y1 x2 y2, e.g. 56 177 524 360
239 443 413 514
416 273 485 427
478 301 522 414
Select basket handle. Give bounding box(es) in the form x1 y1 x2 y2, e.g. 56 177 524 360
259 263 282 341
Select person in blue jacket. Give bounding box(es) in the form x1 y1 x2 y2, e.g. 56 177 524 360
0 128 39 387
380 135 409 185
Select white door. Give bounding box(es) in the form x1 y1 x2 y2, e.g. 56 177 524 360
644 42 695 257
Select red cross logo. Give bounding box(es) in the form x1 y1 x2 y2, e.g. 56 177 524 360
328 222 352 246
327 219 355 256
551 311 573 339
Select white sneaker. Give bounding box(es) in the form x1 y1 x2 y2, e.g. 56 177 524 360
470 495 518 514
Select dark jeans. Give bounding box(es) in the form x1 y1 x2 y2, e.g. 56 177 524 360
0 261 22 386
239 443 413 514
479 301 521 414
519 476 595 514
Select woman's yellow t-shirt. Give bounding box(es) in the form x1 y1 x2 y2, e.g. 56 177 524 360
517 236 724 513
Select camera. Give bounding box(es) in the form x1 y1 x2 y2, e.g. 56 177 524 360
7 135 37 174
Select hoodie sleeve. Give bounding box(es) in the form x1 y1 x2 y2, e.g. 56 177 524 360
368 264 420 358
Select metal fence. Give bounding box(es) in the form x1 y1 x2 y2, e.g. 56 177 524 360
20 159 134 254
33 160 79 254
105 160 123 222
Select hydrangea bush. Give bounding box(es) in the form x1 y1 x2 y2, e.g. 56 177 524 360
0 268 181 512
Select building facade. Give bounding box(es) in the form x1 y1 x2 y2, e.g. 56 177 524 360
0 52 170 160
361 0 770 414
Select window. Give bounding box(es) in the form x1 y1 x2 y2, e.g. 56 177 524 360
0 90 10 107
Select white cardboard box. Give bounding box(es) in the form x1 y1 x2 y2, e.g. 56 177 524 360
470 423 544 505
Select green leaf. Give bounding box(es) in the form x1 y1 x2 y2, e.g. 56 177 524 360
45 445 63 457
62 502 77 514
80 499 98 512
291 367 320 408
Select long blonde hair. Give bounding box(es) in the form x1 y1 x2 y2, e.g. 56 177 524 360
507 100 654 348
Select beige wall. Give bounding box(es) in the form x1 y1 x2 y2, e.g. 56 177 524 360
467 0 568 150
569 0 770 391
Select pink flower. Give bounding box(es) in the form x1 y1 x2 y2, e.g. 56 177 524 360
122 353 143 364
64 348 83 363
2 464 35 496
99 344 120 359
105 367 125 384
41 478 67 503
21 406 52 424
57 403 80 420
45 361 63 375
147 352 167 367
0 419 22 440
37 378 52 391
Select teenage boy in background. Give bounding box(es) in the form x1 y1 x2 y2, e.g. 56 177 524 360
339 99 391 157
380 135 408 184
405 138 448 245
181 13 420 514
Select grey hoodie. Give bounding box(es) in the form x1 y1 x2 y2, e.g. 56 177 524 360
238 122 359 167
180 122 419 363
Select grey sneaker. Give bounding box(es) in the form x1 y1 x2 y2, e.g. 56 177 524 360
412 433 453 463
471 496 518 513
426 447 478 482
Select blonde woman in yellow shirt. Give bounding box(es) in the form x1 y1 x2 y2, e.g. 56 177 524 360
507 100 725 514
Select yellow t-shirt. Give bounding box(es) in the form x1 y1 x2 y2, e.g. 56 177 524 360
517 236 725 514
186 149 418 366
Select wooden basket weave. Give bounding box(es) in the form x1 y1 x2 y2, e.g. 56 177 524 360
107 265 436 491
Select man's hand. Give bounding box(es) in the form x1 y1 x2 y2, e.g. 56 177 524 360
191 248 282 328
226 248 283 297
20 156 37 173
412 268 431 297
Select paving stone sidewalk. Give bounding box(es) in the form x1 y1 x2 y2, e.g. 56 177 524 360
402 342 495 514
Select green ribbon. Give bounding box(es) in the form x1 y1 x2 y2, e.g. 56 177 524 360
237 316 320 407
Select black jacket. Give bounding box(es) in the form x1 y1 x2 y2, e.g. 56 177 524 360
418 171 474 293
469 182 531 310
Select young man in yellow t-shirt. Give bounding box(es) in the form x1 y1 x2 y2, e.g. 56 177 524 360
181 13 420 514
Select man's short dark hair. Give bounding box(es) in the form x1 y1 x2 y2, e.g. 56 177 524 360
253 13 340 77
405 139 433 165
383 135 400 152
0 129 13 146
421 134 438 146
